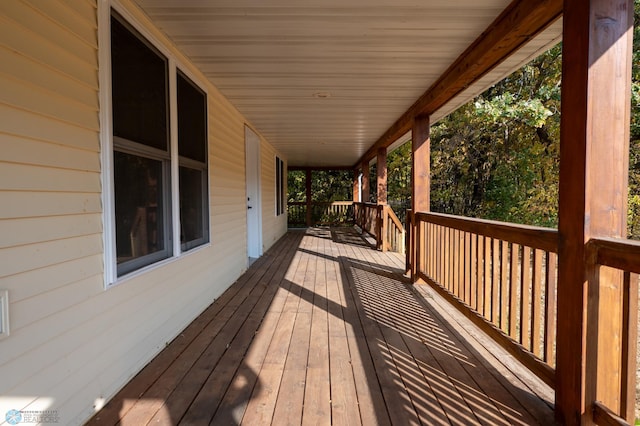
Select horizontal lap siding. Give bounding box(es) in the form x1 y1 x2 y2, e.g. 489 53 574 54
209 85 248 288
260 136 288 251
0 1 104 424
0 0 280 424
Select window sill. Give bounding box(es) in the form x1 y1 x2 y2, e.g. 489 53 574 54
107 242 212 289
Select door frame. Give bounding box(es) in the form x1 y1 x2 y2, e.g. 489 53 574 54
245 125 263 260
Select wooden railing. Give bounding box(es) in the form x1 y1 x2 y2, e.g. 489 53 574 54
287 201 354 227
407 210 558 387
383 205 405 254
354 202 405 253
406 211 640 424
587 238 639 425
354 202 381 244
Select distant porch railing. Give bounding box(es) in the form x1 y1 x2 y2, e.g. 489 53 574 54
354 202 405 253
406 211 640 424
287 201 405 254
287 201 354 227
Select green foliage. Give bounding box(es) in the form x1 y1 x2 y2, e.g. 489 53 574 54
388 142 412 202
287 170 353 203
425 43 562 228
287 170 306 202
311 170 352 202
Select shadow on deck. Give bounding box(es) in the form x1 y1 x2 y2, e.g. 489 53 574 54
88 227 554 425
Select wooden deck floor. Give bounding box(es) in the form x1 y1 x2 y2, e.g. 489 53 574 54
88 228 554 425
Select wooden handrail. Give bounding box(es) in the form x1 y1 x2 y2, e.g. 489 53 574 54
382 205 405 253
414 211 558 252
288 201 353 206
386 205 404 231
588 237 640 274
354 202 405 253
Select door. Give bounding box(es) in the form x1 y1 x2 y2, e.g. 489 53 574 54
245 126 262 261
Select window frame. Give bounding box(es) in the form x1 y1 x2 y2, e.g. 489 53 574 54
177 70 209 252
275 156 285 216
99 0 211 287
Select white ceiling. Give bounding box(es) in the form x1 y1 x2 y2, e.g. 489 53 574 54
134 0 562 167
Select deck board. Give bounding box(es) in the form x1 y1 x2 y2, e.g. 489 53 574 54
89 228 555 425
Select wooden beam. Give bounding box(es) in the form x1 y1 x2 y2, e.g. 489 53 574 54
376 148 387 205
555 1 633 424
288 166 352 171
354 0 562 167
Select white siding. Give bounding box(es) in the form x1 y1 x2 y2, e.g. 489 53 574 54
0 0 287 424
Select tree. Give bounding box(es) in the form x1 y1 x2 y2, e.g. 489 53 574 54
426 44 562 228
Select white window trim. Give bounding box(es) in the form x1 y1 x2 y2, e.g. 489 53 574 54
98 0 211 289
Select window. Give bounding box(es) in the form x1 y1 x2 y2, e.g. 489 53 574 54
109 11 208 278
275 156 285 216
111 13 171 276
177 71 209 251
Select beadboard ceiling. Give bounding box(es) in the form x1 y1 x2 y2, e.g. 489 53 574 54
134 0 562 167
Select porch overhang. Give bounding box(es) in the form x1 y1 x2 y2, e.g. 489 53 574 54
133 0 562 168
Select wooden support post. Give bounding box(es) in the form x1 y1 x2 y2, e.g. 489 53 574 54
353 168 360 202
412 114 430 213
361 161 370 203
377 148 388 251
305 168 312 227
377 147 388 205
411 114 430 282
556 1 633 425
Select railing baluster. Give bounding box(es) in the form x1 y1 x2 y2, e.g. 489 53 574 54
431 224 442 281
484 236 492 321
477 235 485 315
454 229 460 298
447 227 452 292
448 227 454 291
438 226 447 288
470 233 478 311
510 243 520 340
458 231 466 301
520 246 532 350
500 240 509 332
544 252 557 366
438 225 443 285
531 249 543 358
621 271 638 422
425 222 430 278
492 238 500 326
